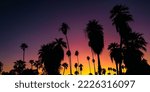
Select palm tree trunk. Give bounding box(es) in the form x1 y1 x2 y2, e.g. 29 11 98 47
91 49 96 74
119 63 122 75
97 54 101 75
88 61 91 73
63 68 65 75
115 62 119 75
65 35 70 50
76 68 77 71
93 62 96 74
65 35 72 75
119 37 123 75
23 50 25 61
31 64 33 70
69 57 72 75
77 56 79 72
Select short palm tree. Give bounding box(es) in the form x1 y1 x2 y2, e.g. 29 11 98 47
92 59 97 75
79 64 83 75
87 56 91 74
29 60 34 69
39 38 67 75
13 60 26 75
75 50 79 72
20 43 28 62
108 42 122 74
108 67 113 75
101 68 106 75
0 61 3 74
74 63 79 75
74 63 78 72
34 60 43 73
62 62 68 75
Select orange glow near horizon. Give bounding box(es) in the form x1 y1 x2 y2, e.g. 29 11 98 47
2 29 150 75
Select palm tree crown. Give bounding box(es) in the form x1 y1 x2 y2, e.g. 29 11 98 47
13 60 26 75
108 42 122 74
62 62 68 75
20 43 28 61
38 38 67 75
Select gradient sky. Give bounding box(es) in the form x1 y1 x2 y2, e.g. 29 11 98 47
0 0 150 74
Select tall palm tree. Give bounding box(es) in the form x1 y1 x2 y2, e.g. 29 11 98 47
29 60 34 69
39 38 67 75
110 5 133 74
59 22 72 75
0 61 3 74
13 60 26 75
20 43 28 62
110 5 133 41
108 42 122 75
87 56 92 74
85 19 104 75
62 62 68 75
75 50 79 72
79 64 83 75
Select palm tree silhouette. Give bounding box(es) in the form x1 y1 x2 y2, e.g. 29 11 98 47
92 59 97 75
20 43 28 62
74 71 79 75
59 22 72 75
85 19 104 75
110 5 133 74
0 61 3 74
108 42 122 75
62 62 68 75
87 56 92 74
39 38 67 75
75 50 80 72
112 68 117 74
74 63 79 75
79 64 83 75
51 38 67 75
34 60 43 74
101 68 106 75
108 67 113 75
74 63 78 72
13 60 26 75
123 32 147 74
121 65 126 74
29 60 34 69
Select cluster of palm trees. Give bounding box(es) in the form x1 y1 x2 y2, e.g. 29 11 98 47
0 4 150 75
108 5 149 74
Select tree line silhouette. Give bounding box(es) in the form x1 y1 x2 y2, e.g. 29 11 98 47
0 4 150 75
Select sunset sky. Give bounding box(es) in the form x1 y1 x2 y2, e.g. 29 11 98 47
0 0 150 74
